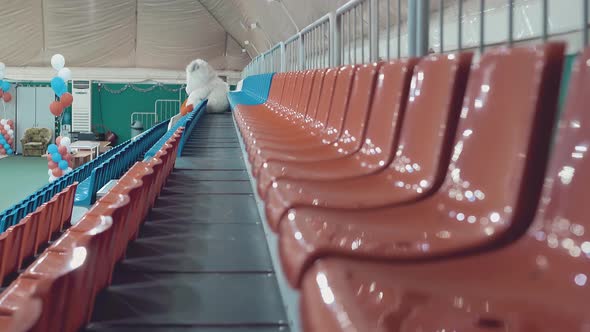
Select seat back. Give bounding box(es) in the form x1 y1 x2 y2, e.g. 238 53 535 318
435 43 564 236
281 71 301 111
267 73 285 105
358 58 418 164
335 63 381 149
289 71 306 113
383 53 472 194
294 70 316 117
524 48 590 280
304 69 328 123
311 68 338 127
323 65 357 136
277 72 295 106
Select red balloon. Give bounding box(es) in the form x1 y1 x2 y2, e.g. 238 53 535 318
58 145 67 155
60 93 73 108
48 161 57 169
46 154 53 161
3 134 9 141
63 153 72 161
52 168 62 177
7 138 13 145
56 136 62 146
49 101 64 117
3 93 12 103
6 120 13 128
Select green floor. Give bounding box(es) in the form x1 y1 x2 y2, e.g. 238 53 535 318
0 156 49 212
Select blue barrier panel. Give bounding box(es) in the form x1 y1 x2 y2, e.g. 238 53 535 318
0 117 171 231
143 99 206 160
177 100 207 157
74 120 169 207
228 73 274 109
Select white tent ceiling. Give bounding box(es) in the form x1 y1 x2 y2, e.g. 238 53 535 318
0 0 353 73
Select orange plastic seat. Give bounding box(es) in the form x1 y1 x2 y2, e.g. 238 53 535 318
279 43 565 287
241 69 336 155
300 46 590 332
264 53 472 230
252 64 374 183
49 215 115 323
0 278 42 331
235 72 300 136
238 70 326 135
236 71 309 132
240 68 349 167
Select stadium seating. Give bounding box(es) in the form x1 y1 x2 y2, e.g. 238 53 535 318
299 45 590 332
226 42 590 331
0 128 183 332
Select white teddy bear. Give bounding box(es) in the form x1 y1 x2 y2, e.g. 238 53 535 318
185 59 230 113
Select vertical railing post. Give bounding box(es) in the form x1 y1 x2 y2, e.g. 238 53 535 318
370 0 379 62
407 0 418 56
280 42 286 72
334 13 341 66
298 34 305 70
416 0 430 56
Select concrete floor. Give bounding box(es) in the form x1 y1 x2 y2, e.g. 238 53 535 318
0 155 49 212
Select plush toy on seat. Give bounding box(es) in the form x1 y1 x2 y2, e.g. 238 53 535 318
182 59 229 114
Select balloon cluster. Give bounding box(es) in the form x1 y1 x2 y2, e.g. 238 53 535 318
49 54 73 117
180 99 194 116
0 119 14 156
0 63 12 103
46 136 72 182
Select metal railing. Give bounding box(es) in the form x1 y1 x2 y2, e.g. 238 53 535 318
155 99 181 123
301 13 334 69
285 34 301 71
242 0 590 76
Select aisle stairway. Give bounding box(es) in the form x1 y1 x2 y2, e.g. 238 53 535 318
84 113 289 331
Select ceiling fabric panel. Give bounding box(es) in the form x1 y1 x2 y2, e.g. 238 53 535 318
0 0 44 66
138 0 223 69
43 0 136 67
199 0 348 57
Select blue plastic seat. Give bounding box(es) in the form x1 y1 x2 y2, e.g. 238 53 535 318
228 73 274 109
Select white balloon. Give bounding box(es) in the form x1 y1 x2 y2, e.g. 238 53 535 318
7 129 13 136
3 125 9 131
0 70 5 80
0 119 6 125
60 136 71 147
47 169 53 176
58 68 72 81
51 54 65 71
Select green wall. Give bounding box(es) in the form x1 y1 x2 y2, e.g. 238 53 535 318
91 83 187 143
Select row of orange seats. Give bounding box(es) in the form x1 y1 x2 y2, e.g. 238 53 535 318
234 43 590 330
0 128 184 332
0 184 77 286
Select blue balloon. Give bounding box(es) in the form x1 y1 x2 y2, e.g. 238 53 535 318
59 160 68 170
51 153 61 162
3 144 9 150
50 77 67 97
47 144 58 154
6 149 12 155
1 81 10 92
0 136 4 143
